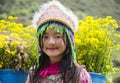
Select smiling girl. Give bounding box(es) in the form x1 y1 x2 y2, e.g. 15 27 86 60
26 1 92 83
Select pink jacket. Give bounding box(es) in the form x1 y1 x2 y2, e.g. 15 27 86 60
26 63 92 83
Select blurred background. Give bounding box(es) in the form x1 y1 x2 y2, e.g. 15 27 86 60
0 0 120 26
0 0 120 82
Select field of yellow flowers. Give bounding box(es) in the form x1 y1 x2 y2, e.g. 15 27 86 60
75 16 120 83
0 16 38 70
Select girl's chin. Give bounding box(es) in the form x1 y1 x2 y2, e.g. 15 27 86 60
46 53 62 57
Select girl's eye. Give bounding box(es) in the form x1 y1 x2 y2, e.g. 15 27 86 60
43 35 48 39
56 35 62 38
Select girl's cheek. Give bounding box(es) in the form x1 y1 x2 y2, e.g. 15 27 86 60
43 41 48 46
43 39 48 44
56 39 65 45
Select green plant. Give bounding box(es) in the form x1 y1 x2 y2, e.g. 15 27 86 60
75 16 120 83
0 16 38 70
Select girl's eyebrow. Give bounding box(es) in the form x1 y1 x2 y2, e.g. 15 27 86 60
43 32 48 35
55 32 60 34
54 33 62 35
43 31 61 35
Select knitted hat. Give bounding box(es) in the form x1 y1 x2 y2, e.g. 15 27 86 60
33 0 78 62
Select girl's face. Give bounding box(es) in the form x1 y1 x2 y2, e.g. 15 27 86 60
42 28 66 63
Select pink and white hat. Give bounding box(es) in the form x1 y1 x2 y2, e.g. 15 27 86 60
32 0 78 32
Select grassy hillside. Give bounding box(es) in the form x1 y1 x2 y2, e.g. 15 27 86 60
0 0 120 25
60 0 120 23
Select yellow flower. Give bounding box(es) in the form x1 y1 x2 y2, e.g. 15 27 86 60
85 16 93 22
0 35 8 41
106 65 111 70
106 16 112 19
102 23 109 28
0 64 2 69
84 38 90 44
90 38 99 45
114 33 120 38
5 49 11 53
110 19 116 24
17 23 23 27
10 33 20 40
92 63 95 67
113 23 119 29
0 20 6 23
8 16 14 20
11 41 20 48
115 44 120 50
8 16 18 20
11 51 15 55
21 33 32 40
0 41 3 48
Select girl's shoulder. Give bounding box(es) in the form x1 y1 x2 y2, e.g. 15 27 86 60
74 63 92 83
74 62 86 76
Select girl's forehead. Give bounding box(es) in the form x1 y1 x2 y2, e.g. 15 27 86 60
44 28 61 35
44 24 65 34
46 27 56 31
45 28 57 33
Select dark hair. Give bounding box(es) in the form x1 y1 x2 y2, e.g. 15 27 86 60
30 23 76 83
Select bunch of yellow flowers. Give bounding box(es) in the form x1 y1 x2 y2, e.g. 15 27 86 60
0 16 38 70
75 16 120 74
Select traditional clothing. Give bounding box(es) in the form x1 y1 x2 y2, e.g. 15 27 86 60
26 0 92 83
26 62 91 83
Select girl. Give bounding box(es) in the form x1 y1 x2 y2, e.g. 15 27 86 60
26 0 92 83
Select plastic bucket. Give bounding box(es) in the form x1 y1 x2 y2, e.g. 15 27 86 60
89 72 106 83
0 69 28 83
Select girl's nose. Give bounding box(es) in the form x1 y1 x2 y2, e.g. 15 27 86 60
49 37 55 45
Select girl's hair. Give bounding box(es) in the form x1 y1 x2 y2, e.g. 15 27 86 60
30 23 76 83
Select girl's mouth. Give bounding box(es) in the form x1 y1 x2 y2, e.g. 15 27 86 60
47 48 58 50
